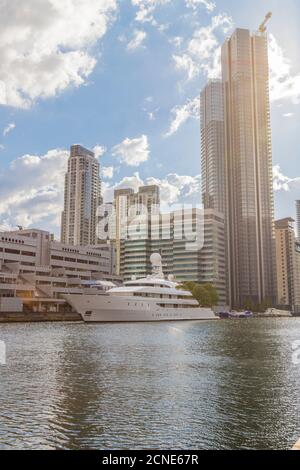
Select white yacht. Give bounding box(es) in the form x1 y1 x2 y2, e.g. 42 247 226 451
64 254 218 323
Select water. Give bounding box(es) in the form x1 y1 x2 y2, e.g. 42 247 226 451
0 319 300 450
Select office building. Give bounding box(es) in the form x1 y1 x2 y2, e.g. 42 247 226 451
115 186 227 304
200 80 226 214
114 185 160 275
221 28 276 307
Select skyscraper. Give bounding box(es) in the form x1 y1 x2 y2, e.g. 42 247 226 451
296 200 300 242
200 79 226 214
114 185 160 275
61 145 102 246
221 28 276 307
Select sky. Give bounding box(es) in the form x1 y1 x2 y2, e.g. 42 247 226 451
0 0 299 237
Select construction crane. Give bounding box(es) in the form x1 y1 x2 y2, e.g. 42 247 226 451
258 12 272 34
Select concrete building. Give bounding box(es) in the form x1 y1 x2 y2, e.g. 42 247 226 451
221 28 276 307
115 188 227 304
0 228 118 313
61 145 102 246
200 80 226 214
296 200 300 242
275 218 300 312
114 185 160 275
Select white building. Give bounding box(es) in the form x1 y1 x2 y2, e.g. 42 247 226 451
61 145 102 246
0 229 118 313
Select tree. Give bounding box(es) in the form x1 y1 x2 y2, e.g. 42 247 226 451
192 285 209 306
244 298 255 312
258 298 273 313
192 284 219 308
202 283 219 307
177 282 219 308
176 281 196 293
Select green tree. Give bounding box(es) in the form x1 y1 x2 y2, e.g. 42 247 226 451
177 282 219 308
258 298 273 313
202 283 219 307
244 298 255 312
177 281 196 293
192 285 210 306
192 283 219 308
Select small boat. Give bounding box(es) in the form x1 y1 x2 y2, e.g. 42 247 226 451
219 310 253 319
219 311 230 319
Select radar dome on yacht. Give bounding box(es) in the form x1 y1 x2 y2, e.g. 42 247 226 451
150 253 164 279
150 253 162 265
168 274 175 282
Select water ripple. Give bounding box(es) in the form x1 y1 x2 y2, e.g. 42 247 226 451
0 320 300 449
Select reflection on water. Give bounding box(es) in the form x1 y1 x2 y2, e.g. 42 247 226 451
0 319 300 450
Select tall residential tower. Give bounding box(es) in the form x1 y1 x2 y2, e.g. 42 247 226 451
221 28 276 307
61 145 102 246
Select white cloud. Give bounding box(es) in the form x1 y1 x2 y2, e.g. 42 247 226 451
273 165 300 192
269 34 300 103
0 148 69 231
165 96 200 137
0 0 117 108
102 166 114 179
0 146 201 233
173 54 198 81
173 13 233 81
169 36 183 48
93 145 107 159
131 0 170 24
283 113 294 118
185 0 215 12
3 122 16 136
112 135 150 167
0 144 5 151
127 29 147 50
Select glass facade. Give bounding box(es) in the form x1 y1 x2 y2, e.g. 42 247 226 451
221 29 276 307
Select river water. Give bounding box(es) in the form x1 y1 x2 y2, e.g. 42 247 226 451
0 319 300 450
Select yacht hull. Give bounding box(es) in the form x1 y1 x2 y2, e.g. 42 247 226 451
64 294 218 323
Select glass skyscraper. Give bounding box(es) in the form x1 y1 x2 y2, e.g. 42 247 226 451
221 28 276 307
